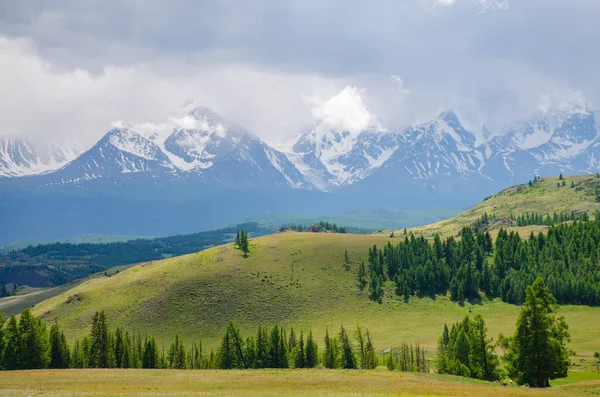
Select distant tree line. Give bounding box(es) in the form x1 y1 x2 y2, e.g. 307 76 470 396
473 211 591 231
363 220 600 305
0 223 274 288
279 221 348 234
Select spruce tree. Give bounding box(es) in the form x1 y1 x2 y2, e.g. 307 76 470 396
294 331 306 368
19 308 49 369
305 331 318 368
49 323 70 369
363 329 377 369
506 277 570 387
90 311 113 368
323 328 337 368
357 261 367 291
2 315 21 370
143 337 160 369
339 326 357 369
0 284 6 298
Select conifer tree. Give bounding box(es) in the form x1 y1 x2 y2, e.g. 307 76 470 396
114 326 125 368
19 308 49 369
364 329 377 369
339 326 357 369
144 337 160 369
2 315 21 370
90 311 114 368
506 277 570 387
293 331 306 368
305 330 318 368
0 284 6 298
255 325 270 368
357 261 367 290
49 322 70 369
323 328 337 369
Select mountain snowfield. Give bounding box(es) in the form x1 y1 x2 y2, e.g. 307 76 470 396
1 91 599 195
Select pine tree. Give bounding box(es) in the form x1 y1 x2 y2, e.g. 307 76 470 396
19 308 49 369
294 331 306 368
355 326 366 369
357 261 367 290
168 334 186 369
239 229 250 257
571 181 575 188
506 277 570 387
2 315 21 370
0 284 6 298
339 326 357 369
305 331 318 368
343 250 351 271
234 230 241 248
218 321 246 369
49 322 70 369
559 173 564 180
114 326 125 368
255 325 269 368
143 337 160 369
363 329 377 369
323 328 337 369
90 311 113 368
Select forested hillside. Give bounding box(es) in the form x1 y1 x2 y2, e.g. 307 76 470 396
365 222 600 305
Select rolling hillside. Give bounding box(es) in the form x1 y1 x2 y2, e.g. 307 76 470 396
397 174 600 238
31 232 600 357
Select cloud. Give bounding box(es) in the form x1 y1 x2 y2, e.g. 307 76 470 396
1 1 600 147
0 36 340 146
305 86 385 134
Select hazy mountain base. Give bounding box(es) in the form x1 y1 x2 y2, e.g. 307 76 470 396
243 207 463 231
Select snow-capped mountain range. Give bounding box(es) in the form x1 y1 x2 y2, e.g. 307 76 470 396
1 98 599 197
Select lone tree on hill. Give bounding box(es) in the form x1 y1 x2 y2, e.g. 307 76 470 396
506 277 570 387
235 229 250 257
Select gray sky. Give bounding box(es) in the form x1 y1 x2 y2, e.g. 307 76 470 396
1 0 599 146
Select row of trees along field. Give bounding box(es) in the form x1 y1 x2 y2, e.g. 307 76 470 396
0 309 380 371
0 279 570 388
361 220 600 305
474 211 590 229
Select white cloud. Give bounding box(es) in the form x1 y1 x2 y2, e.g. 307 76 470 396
0 36 339 147
305 86 385 135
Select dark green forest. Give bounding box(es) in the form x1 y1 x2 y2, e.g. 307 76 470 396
364 220 600 305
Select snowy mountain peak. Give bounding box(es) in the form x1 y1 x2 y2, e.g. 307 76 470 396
0 135 82 177
411 110 476 152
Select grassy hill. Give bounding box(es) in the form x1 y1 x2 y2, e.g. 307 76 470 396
390 174 600 238
31 232 600 357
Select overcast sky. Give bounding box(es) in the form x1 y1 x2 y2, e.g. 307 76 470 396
1 0 599 146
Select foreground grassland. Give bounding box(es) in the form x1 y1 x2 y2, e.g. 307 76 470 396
0 369 598 397
389 174 600 238
31 233 600 357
